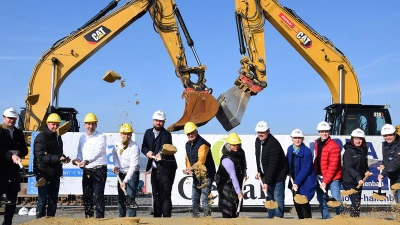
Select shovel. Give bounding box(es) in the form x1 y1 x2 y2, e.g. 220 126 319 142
372 168 386 200
289 176 308 204
341 172 372 196
236 177 246 217
317 177 340 207
258 177 278 209
116 173 138 209
17 161 35 178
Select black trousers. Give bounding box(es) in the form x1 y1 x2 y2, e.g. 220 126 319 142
151 168 176 217
82 166 107 218
1 175 19 225
293 201 312 219
342 182 362 217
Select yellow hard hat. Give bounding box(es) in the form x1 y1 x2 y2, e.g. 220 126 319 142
184 121 197 134
46 113 61 123
84 113 98 123
119 123 133 133
227 132 241 145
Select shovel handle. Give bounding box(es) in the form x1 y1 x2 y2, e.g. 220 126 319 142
377 168 383 188
17 161 24 169
289 176 298 192
116 173 127 195
317 177 327 193
258 178 268 197
236 177 246 216
356 172 372 189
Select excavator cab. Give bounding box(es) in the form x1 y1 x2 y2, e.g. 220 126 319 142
324 104 392 136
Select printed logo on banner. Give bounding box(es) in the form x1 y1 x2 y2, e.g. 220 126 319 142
211 138 227 166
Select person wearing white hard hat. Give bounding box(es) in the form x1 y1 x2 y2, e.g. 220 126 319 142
314 121 343 219
342 128 370 217
73 112 108 218
33 113 70 219
286 129 317 219
378 124 400 203
182 121 216 217
0 108 28 225
112 123 140 217
141 110 177 217
254 120 288 218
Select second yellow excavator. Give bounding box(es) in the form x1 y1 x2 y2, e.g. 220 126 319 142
20 0 218 139
217 0 396 135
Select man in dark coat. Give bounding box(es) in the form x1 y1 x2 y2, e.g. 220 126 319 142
33 113 69 218
141 110 177 217
254 120 288 218
0 108 28 225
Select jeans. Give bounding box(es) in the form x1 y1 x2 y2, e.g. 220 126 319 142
117 171 139 217
266 181 285 218
316 179 343 219
192 176 214 217
36 176 60 219
151 168 176 217
82 166 107 218
342 182 361 217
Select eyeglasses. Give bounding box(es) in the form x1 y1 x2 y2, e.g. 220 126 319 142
383 134 395 137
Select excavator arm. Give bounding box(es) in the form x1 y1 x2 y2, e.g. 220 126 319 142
23 0 218 133
217 0 361 131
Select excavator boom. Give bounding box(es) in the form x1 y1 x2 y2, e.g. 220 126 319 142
23 0 218 134
217 0 387 134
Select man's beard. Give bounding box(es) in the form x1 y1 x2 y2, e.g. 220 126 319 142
153 125 162 131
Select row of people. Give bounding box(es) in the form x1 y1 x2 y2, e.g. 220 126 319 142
2 107 400 223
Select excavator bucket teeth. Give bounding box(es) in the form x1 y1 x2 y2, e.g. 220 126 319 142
166 91 218 132
102 70 121 83
216 86 250 131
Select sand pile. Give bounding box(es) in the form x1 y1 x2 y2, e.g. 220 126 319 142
21 215 398 225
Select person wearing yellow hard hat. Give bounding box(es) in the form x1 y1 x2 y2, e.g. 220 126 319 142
112 123 140 217
33 113 70 218
215 132 247 218
182 121 216 217
0 108 28 224
72 112 108 218
141 110 177 217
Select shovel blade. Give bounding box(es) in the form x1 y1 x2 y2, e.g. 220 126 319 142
166 91 218 132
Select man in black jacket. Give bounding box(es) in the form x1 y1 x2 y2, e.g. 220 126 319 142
33 113 69 218
254 120 288 218
141 110 177 217
0 108 28 225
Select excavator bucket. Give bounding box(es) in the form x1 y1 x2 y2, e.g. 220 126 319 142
102 70 121 83
216 86 250 131
166 91 218 132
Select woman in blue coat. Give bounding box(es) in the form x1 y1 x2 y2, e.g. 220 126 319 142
286 129 317 219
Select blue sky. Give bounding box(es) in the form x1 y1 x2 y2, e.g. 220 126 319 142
1 0 399 135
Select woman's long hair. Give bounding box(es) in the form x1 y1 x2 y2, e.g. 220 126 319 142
350 136 368 149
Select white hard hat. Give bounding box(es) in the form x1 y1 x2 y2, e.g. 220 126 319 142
317 121 331 131
3 108 18 118
381 124 396 135
152 110 166 121
351 128 365 138
18 207 28 216
290 128 304 138
28 207 36 216
255 120 270 132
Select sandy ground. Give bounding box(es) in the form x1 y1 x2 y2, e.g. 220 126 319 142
9 206 399 225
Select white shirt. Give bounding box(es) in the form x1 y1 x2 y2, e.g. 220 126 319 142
152 129 160 168
112 140 140 183
77 131 108 168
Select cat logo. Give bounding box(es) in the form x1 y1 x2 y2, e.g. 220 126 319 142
296 31 312 49
84 26 111 45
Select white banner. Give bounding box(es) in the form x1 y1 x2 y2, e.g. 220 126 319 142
28 132 394 206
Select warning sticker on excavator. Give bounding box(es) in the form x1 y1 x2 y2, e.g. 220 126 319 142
279 13 299 33
84 25 111 45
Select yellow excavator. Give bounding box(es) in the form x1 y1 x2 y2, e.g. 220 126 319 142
217 0 398 135
19 0 219 166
